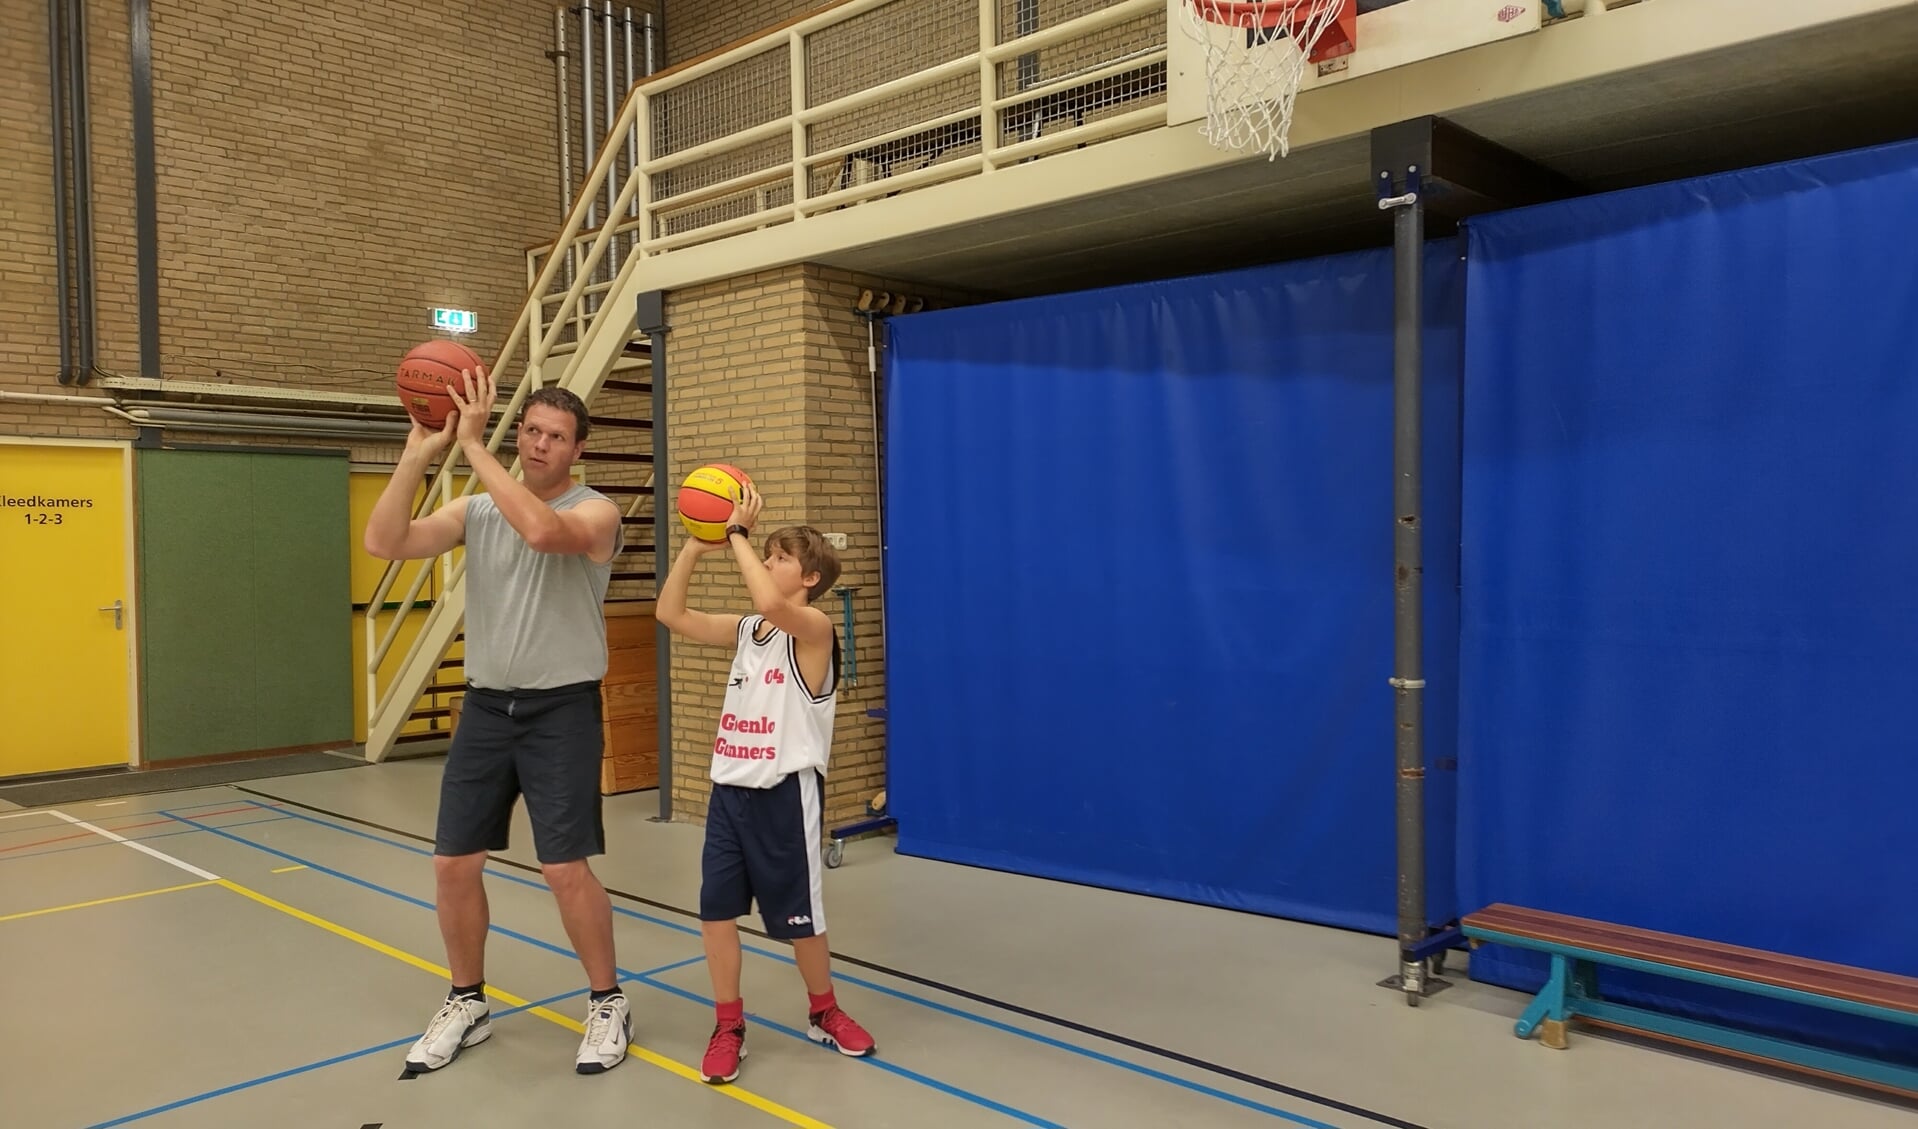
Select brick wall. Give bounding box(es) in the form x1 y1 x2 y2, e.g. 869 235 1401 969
3 0 562 442
659 263 979 831
2 0 69 396
663 0 819 66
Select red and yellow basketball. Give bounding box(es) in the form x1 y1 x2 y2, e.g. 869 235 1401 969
396 339 484 429
677 463 752 543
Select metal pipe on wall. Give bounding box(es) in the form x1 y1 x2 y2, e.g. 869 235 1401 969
47 0 73 384
552 9 578 289
553 10 573 221
602 0 617 271
581 0 597 238
65 0 98 382
623 6 637 267
129 0 162 377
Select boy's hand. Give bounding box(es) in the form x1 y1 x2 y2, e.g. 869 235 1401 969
683 536 726 556
728 483 764 531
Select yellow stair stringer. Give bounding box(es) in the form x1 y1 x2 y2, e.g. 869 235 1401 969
362 257 653 764
365 581 467 762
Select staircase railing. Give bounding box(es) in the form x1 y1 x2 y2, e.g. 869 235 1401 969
361 71 654 763
366 0 1174 761
528 0 1169 276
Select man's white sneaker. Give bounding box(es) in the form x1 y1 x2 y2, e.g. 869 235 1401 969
576 992 631 1074
404 994 492 1073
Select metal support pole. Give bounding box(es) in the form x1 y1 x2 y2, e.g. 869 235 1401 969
1378 164 1437 1007
637 290 672 823
1364 114 1576 1004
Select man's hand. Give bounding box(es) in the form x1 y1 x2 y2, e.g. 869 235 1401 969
402 412 457 464
445 365 496 450
728 483 764 532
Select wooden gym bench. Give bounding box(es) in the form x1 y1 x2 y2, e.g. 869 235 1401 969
1461 904 1918 1097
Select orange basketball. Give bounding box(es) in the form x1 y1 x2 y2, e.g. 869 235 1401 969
677 463 753 542
396 339 483 429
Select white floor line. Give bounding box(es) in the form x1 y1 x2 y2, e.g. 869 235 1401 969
0 810 50 820
47 809 222 881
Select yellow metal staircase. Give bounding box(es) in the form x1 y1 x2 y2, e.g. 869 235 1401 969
362 88 660 764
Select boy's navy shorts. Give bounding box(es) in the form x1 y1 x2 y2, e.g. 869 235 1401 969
700 769 826 939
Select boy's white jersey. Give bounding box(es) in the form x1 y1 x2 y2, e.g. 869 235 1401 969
709 614 837 789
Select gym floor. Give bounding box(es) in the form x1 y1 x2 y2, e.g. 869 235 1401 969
2 760 1910 1129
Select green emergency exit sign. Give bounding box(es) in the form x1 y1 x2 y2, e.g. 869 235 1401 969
432 308 477 334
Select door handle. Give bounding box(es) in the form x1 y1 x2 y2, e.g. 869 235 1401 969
98 599 123 630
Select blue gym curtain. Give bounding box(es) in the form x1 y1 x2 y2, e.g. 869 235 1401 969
882 245 1463 935
1457 138 1918 1061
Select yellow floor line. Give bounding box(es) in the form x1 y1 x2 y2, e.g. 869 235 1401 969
0 879 219 924
215 878 834 1129
271 865 307 873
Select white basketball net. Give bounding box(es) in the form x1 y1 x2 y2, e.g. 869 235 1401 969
1179 0 1347 160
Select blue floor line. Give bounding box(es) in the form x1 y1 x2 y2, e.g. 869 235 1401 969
0 814 292 866
635 973 1069 1129
236 799 1329 1125
85 984 595 1128
0 796 280 838
159 808 1056 1128
164 811 650 977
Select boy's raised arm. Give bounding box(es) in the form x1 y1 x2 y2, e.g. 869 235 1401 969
656 536 743 647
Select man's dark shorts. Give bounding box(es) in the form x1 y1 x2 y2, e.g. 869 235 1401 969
434 681 604 864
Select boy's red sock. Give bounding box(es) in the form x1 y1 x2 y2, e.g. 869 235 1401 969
807 990 837 1015
716 998 745 1027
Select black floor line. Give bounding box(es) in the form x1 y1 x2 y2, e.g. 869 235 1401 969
233 785 1433 1129
0 752 359 806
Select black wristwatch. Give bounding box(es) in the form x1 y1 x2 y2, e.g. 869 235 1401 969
725 525 751 542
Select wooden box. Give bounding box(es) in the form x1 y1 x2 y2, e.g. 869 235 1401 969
599 604 659 795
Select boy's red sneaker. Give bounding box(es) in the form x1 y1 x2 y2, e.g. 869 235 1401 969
806 1005 875 1057
700 1022 747 1084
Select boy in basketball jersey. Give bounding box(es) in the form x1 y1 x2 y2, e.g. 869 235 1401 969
363 368 633 1077
657 483 876 1084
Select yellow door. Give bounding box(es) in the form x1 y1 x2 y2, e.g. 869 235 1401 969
0 442 134 776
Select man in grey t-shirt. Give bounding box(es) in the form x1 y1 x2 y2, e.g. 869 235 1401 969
364 369 630 1077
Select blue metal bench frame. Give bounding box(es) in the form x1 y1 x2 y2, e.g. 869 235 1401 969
1463 908 1918 1096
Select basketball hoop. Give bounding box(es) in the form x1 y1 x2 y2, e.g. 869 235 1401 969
1180 0 1357 160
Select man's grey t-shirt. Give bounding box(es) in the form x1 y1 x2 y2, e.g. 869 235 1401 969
461 482 622 691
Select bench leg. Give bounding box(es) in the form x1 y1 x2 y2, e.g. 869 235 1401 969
1515 954 1571 1048
1539 1018 1569 1050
